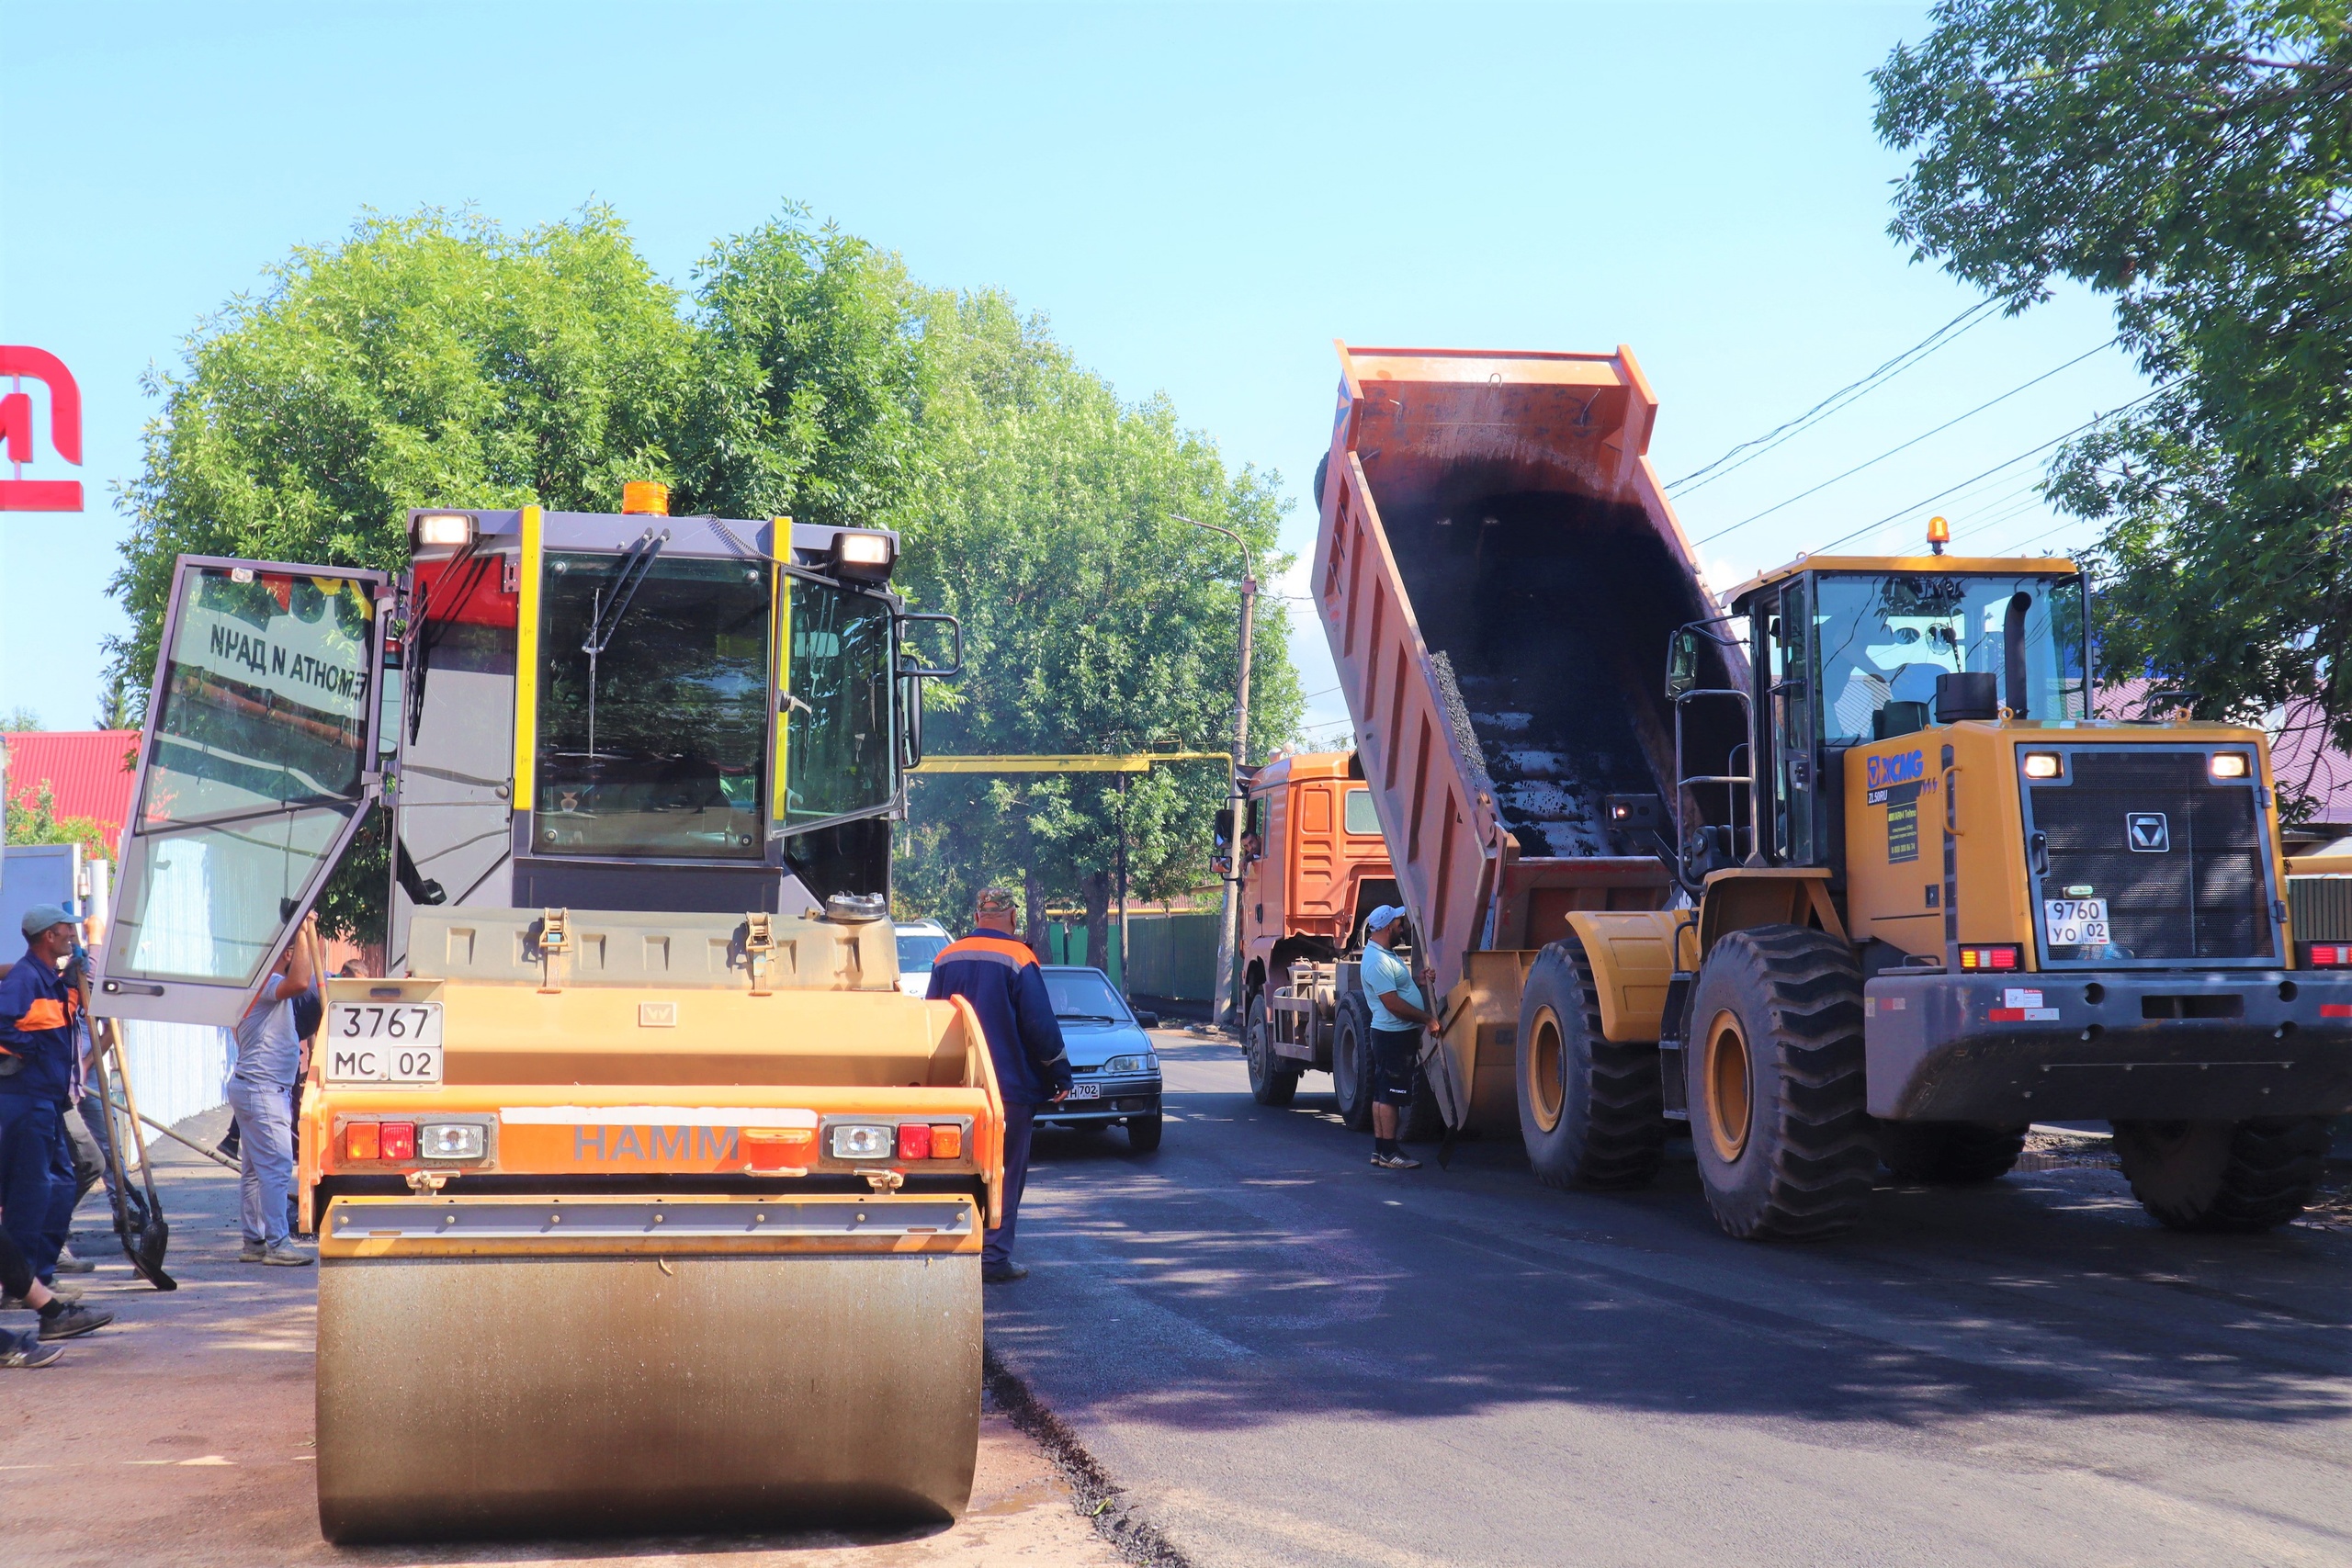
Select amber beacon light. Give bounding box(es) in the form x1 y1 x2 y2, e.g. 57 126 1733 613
620 480 671 516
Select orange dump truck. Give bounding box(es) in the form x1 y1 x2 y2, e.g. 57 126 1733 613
91 492 992 1539
1309 342 2349 1236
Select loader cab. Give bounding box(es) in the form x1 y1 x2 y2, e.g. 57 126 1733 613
1689 556 2089 881
92 495 959 1021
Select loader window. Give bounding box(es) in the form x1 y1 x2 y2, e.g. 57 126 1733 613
782 579 893 828
1814 573 2088 741
535 552 768 859
111 565 376 987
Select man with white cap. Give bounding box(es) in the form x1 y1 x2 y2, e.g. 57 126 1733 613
1360 905 1436 1170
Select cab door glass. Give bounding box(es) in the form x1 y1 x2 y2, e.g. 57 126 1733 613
782 577 894 828
99 560 385 1023
1769 580 1815 863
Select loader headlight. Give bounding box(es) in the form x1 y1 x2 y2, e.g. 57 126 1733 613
418 1122 486 1161
2021 752 2063 780
2210 752 2250 780
829 1122 895 1160
411 512 477 552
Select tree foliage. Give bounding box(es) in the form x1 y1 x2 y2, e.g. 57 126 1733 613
1875 2 2352 757
4 779 112 862
109 203 1298 950
891 292 1300 949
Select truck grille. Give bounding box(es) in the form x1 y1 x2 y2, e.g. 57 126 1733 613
2027 750 2274 963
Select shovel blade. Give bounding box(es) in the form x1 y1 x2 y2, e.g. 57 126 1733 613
127 1217 176 1292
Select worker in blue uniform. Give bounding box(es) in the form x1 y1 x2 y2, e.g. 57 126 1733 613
926 888 1071 1282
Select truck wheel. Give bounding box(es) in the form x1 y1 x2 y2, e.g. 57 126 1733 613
1517 937 1665 1190
1125 1113 1164 1154
1331 992 1374 1131
2111 1117 2330 1232
1244 993 1301 1107
1686 925 1875 1240
1877 1122 2028 1184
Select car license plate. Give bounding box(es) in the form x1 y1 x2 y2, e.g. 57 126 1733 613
322 1003 444 1086
2042 898 2110 948
1064 1081 1101 1100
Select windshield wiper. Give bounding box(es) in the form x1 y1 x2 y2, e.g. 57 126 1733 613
582 527 669 756
1058 1012 1122 1022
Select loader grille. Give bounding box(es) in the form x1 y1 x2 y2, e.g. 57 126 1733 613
2027 750 2275 964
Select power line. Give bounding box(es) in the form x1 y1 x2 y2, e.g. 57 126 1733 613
1694 339 2117 546
1667 299 2003 496
1805 381 2179 557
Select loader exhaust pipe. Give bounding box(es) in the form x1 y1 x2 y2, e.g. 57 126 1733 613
2004 592 2031 719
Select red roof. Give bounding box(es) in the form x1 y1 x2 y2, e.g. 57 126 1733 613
3 730 140 850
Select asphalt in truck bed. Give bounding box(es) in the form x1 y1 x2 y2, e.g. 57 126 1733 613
984 1030 2352 1568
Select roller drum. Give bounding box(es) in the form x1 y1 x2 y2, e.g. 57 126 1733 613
317 1247 979 1542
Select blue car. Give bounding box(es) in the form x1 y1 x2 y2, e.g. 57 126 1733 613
1038 965 1163 1151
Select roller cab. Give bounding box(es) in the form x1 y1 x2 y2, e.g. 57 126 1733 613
91 493 984 1541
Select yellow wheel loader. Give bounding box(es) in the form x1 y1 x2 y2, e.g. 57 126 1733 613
1310 343 2352 1240
90 485 992 1540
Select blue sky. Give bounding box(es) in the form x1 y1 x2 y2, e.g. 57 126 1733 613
2 1 2143 742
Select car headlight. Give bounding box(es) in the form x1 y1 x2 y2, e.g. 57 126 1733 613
417 1122 486 1160
1102 1055 1157 1075
829 1122 895 1160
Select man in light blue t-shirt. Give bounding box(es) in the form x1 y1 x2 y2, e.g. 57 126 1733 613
1359 905 1435 1170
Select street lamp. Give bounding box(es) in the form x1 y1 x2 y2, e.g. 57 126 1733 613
1179 514 1255 1031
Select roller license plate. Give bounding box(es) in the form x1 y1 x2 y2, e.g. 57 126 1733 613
2042 898 2110 947
322 1003 444 1086
1064 1081 1101 1100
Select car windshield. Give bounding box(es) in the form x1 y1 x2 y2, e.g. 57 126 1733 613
897 932 948 973
1045 969 1129 1021
1814 571 2089 741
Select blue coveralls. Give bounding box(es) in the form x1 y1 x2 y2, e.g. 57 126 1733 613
0 952 81 1284
927 933 1072 1266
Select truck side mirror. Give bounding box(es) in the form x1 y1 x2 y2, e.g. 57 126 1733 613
1214 807 1233 841
1666 628 1701 699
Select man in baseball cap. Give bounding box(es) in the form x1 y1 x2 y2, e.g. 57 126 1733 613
0 905 113 1341
1360 904 1436 1170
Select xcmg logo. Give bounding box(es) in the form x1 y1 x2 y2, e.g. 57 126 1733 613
0 346 84 512
1867 750 1926 791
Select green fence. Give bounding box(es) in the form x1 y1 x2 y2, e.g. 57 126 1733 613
1042 910 1222 1003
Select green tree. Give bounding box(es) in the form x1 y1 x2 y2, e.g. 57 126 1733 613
112 206 695 941
1874 2 2352 763
0 707 42 732
890 291 1301 957
4 779 112 862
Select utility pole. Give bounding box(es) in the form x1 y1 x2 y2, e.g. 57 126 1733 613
1181 514 1254 1031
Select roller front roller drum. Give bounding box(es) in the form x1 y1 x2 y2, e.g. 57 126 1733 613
315 1194 981 1543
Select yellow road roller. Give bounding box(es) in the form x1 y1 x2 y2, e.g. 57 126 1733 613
91 485 989 1541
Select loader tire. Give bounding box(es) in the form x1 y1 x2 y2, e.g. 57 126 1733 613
1517 936 1665 1190
1686 925 1876 1240
1877 1122 2028 1184
1244 993 1301 1107
2111 1117 2330 1233
1331 991 1375 1132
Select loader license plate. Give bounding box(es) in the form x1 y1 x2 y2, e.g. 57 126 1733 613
1064 1081 1101 1100
323 1003 444 1086
2042 898 2109 948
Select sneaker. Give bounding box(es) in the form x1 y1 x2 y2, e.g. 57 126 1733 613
1370 1150 1421 1170
2 1328 65 1369
38 1302 113 1342
980 1260 1029 1283
51 1247 96 1275
260 1241 313 1268
13 1280 85 1303
237 1243 267 1263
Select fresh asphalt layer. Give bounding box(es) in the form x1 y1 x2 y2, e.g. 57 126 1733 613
986 1032 2352 1568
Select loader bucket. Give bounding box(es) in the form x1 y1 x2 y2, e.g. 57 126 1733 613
314 1194 981 1542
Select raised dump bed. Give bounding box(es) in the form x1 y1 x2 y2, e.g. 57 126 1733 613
1310 344 1742 1126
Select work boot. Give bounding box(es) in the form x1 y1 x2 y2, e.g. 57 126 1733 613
2 1328 65 1369
37 1300 113 1341
51 1246 96 1275
980 1259 1029 1283
260 1240 313 1268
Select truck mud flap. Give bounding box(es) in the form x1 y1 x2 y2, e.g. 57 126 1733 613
315 1194 980 1542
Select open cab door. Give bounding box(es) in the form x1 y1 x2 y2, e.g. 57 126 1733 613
93 557 391 1024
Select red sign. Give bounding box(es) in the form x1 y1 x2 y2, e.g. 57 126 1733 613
0 346 84 512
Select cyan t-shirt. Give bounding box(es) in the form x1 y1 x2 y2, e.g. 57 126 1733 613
1360 942 1423 1032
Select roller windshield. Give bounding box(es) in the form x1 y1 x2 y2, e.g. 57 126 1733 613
535 552 770 858
1814 572 2088 740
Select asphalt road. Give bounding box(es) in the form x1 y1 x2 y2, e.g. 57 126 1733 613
987 1030 2352 1568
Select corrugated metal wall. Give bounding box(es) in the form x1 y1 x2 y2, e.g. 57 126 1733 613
1043 911 1222 1001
